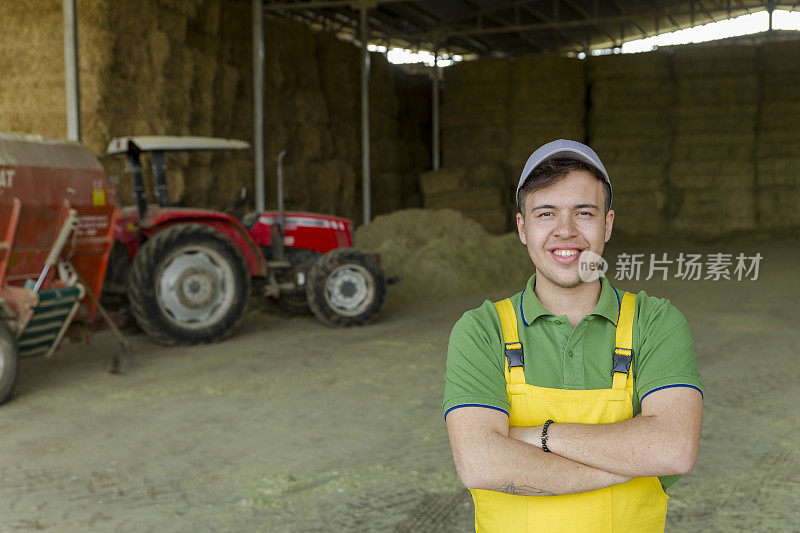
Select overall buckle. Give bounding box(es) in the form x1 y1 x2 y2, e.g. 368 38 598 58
612 347 633 375
505 342 524 368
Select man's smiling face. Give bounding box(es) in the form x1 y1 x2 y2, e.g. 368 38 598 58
516 169 614 289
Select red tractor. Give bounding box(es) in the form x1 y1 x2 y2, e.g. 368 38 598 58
104 136 386 345
0 132 386 405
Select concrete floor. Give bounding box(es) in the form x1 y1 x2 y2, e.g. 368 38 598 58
0 238 797 532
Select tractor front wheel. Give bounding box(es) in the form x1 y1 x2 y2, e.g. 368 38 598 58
128 224 250 345
305 248 385 326
0 322 19 405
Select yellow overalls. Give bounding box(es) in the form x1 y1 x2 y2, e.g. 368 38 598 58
469 292 668 532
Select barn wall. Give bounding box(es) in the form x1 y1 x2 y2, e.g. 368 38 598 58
0 0 430 223
437 41 800 238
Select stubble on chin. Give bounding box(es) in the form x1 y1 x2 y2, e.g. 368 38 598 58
534 264 583 290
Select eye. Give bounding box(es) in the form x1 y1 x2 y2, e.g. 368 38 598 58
577 211 594 217
538 211 553 217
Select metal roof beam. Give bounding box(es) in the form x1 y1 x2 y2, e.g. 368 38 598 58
456 0 548 52
560 0 622 43
442 0 544 25
264 0 414 11
521 3 590 49
439 2 765 37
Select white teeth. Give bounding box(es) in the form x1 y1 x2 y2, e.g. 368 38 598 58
552 249 580 257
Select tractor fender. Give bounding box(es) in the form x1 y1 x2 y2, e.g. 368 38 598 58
141 211 268 277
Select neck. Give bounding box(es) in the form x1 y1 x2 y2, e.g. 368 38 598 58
533 274 602 327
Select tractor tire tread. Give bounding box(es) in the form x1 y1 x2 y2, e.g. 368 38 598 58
305 248 385 327
127 224 250 346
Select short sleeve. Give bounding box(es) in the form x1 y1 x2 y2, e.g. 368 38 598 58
443 303 509 418
633 295 703 412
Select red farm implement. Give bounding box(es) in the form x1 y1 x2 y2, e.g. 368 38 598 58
0 133 118 404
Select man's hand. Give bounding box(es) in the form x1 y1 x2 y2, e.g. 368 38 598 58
447 406 633 495
506 386 702 477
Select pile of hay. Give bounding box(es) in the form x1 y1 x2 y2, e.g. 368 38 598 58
354 208 532 303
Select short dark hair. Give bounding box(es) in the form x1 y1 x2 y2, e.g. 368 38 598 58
517 158 611 217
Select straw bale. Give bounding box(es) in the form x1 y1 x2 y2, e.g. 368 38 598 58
757 132 800 158
610 191 667 235
462 208 512 234
445 57 511 86
758 185 800 227
760 41 800 72
587 51 672 81
507 126 585 166
424 186 506 211
590 79 674 108
760 101 800 128
589 110 671 139
589 138 671 164
605 162 666 193
510 108 585 129
512 89 586 108
669 187 756 234
673 105 757 135
511 55 584 83
443 126 509 165
670 160 755 189
419 164 505 196
0 2 65 139
673 45 757 77
441 106 509 129
675 75 758 105
757 158 800 186
761 77 800 102
371 171 405 216
672 134 754 160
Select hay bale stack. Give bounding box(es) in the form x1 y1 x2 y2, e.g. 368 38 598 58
441 58 511 167
669 44 758 237
506 55 585 171
757 42 800 230
0 4 430 222
587 51 672 236
0 2 67 138
419 165 510 233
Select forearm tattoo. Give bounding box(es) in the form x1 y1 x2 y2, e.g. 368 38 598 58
494 482 556 496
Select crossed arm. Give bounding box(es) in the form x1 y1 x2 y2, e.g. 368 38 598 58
446 386 702 496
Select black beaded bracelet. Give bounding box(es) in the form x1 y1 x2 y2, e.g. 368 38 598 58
541 419 554 453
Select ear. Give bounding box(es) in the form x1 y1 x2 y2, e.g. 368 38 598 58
516 212 527 245
604 209 614 243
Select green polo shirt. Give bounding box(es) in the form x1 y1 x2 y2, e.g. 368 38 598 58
443 274 702 490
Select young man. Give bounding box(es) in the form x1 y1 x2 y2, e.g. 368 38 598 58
443 140 703 532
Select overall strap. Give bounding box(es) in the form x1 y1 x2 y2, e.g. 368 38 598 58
612 291 636 390
494 299 526 385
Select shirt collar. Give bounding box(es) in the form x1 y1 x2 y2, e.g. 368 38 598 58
520 274 621 326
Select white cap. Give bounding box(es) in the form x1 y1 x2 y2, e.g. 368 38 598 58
516 139 611 208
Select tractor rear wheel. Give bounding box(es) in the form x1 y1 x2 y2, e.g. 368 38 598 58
128 224 250 345
305 248 385 326
0 322 19 405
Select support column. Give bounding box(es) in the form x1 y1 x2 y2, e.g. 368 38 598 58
431 50 441 171
768 1 775 31
253 0 266 212
359 0 372 225
63 0 80 142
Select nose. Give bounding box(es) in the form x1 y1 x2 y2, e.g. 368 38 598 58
554 215 578 238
